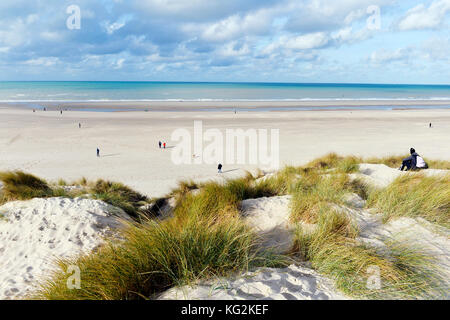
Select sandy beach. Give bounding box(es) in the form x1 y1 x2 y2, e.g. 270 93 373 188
6 99 450 112
0 103 449 198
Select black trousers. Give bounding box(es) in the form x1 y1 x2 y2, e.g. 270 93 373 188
401 159 428 171
400 159 413 171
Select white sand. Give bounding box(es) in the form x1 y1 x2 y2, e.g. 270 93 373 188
336 193 450 299
0 197 129 300
240 195 294 254
0 106 449 198
351 163 448 188
158 264 347 300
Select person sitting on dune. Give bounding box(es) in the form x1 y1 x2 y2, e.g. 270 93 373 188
399 148 428 171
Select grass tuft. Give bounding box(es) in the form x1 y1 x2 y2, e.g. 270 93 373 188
367 173 450 227
89 180 149 218
365 155 450 170
293 208 444 299
0 171 55 204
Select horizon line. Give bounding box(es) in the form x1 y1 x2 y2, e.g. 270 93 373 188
1 80 450 87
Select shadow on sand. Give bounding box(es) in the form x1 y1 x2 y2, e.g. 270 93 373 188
101 153 121 158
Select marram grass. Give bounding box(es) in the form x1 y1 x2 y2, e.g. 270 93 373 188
293 205 446 299
32 216 277 300
0 171 151 219
2 153 448 300
367 173 450 228
0 171 55 204
32 176 288 300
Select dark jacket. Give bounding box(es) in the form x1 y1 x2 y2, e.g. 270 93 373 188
403 152 419 169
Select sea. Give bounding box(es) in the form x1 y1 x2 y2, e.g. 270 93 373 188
1 81 449 111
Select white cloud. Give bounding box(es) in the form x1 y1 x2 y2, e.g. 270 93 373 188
369 48 409 64
114 58 125 69
186 9 273 42
420 36 450 61
285 32 329 50
23 57 60 67
218 41 250 57
262 32 330 55
102 15 133 34
398 0 450 31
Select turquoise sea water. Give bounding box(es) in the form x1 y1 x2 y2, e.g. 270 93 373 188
1 81 450 102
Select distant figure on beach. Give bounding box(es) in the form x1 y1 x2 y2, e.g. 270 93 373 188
97 148 100 157
429 123 432 128
159 141 162 148
163 142 166 149
33 109 35 112
43 107 46 111
399 148 428 171
60 110 62 115
79 123 81 128
218 163 223 173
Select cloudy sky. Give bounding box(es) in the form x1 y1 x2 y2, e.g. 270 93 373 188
0 0 449 83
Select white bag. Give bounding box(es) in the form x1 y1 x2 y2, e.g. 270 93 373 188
416 156 426 168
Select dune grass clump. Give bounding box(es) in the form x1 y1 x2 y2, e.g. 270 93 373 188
33 215 268 300
172 172 287 222
170 180 200 199
289 171 366 223
287 158 446 299
365 155 450 170
305 153 361 173
293 205 444 299
224 172 281 200
367 174 450 227
0 171 58 204
33 178 287 300
255 166 315 196
89 180 148 218
0 171 151 220
305 152 450 171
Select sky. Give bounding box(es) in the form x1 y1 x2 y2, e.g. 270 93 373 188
0 0 449 84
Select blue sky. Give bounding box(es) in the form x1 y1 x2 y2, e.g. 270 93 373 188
0 0 449 84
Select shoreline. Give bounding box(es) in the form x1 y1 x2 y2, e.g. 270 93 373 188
2 99 450 112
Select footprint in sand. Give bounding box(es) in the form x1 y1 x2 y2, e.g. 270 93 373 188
6 134 21 146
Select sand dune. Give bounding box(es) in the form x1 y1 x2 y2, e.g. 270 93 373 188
0 197 129 299
158 264 347 300
0 159 448 300
157 165 449 300
351 163 448 188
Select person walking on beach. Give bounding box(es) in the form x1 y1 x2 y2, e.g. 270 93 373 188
163 142 166 149
218 163 223 173
159 141 162 148
79 123 81 129
429 122 432 128
97 148 100 157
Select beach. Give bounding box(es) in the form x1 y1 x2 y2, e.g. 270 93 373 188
0 103 449 198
